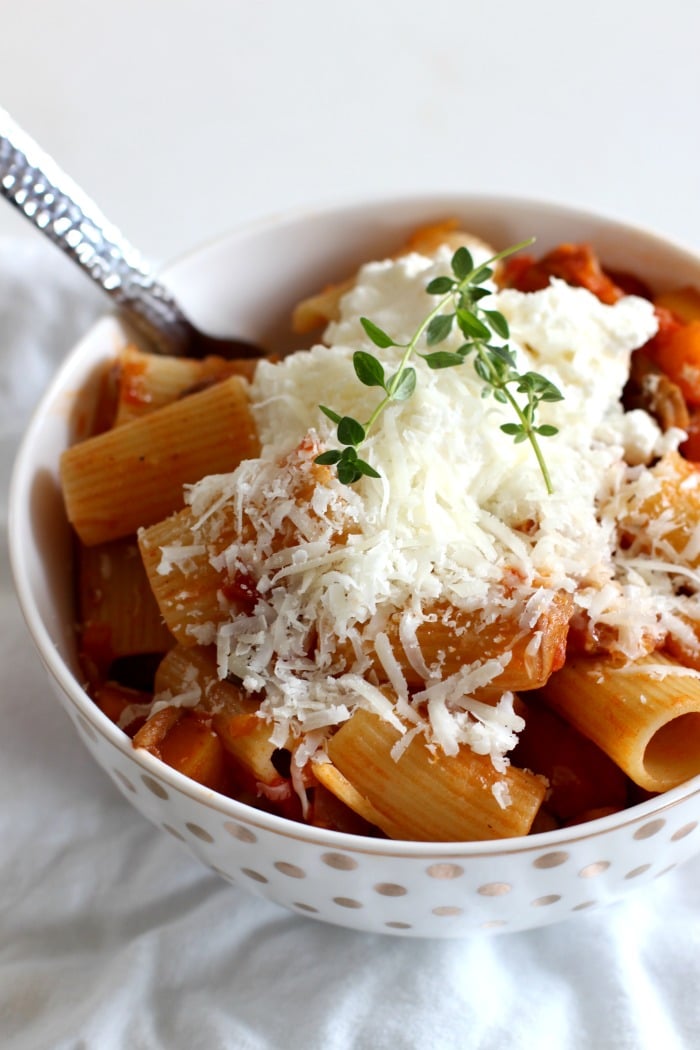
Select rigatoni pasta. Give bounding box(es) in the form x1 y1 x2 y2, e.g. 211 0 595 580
153 644 287 790
113 344 258 426
78 537 173 680
537 652 700 792
61 374 259 545
325 708 547 841
58 221 700 842
332 591 573 696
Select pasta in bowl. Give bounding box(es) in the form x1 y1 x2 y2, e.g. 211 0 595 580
10 195 700 937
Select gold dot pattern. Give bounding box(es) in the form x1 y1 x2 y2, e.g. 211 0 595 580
223 821 257 844
533 851 569 869
274 861 306 879
96 749 697 937
426 863 464 880
625 864 651 880
478 882 512 897
634 819 666 840
671 822 698 841
579 861 610 878
241 868 268 883
531 894 561 907
141 775 169 799
321 852 358 871
374 883 407 897
186 822 214 843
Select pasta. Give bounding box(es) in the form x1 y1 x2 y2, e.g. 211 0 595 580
324 708 547 841
59 220 700 842
538 653 700 793
152 644 287 790
61 374 260 545
78 537 173 684
331 591 574 695
113 344 259 426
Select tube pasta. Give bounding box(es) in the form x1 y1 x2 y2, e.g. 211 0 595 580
291 277 355 337
326 708 547 841
138 504 236 646
617 451 700 568
138 442 344 646
114 344 259 426
538 652 700 792
78 537 173 674
308 780 383 835
61 375 260 545
94 682 151 735
665 613 700 670
292 219 494 334
311 757 402 834
133 705 228 791
334 591 572 696
153 644 285 787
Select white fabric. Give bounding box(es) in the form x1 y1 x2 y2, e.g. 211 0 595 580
1 240 700 1050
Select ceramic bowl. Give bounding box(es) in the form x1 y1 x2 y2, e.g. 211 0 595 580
10 194 700 938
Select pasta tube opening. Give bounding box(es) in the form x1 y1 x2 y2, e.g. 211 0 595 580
643 712 700 789
539 653 700 793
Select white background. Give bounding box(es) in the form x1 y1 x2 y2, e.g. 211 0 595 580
1 0 698 263
2 3 700 1049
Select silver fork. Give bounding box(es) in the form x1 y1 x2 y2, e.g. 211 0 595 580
0 107 260 359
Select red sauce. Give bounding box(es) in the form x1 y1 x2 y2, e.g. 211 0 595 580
499 243 625 305
220 569 259 612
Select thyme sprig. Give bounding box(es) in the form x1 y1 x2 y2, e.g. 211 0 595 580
315 239 564 494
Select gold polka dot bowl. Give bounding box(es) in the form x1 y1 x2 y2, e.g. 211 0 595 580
10 194 700 937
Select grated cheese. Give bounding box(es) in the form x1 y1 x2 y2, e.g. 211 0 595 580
154 242 700 777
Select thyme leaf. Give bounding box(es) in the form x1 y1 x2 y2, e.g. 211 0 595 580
316 237 563 494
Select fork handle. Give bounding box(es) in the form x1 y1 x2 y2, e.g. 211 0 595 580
0 107 189 353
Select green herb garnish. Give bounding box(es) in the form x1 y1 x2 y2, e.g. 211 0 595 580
315 239 564 494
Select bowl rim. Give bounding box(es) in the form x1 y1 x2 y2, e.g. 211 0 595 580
10 190 700 859
158 188 700 283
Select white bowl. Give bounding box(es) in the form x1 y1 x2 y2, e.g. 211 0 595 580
10 194 700 938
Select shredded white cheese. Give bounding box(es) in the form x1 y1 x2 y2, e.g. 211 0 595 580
154 243 700 777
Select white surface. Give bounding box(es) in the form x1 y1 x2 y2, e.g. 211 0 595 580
1 1 700 264
3 3 700 1047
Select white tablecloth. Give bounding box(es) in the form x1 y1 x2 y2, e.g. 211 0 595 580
2 240 700 1050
